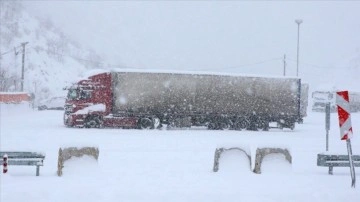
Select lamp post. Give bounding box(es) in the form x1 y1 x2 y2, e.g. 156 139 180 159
20 41 29 91
295 19 302 77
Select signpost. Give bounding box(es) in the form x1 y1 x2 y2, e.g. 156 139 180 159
336 91 356 188
3 154 8 174
325 103 330 151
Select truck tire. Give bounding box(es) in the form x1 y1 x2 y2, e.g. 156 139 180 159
219 119 232 130
207 122 218 130
84 115 103 128
257 120 269 131
234 118 250 130
207 121 230 130
138 118 154 129
207 122 220 130
153 117 162 129
166 121 176 130
290 123 295 130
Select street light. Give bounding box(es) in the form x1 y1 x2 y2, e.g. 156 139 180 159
20 41 29 91
295 19 303 77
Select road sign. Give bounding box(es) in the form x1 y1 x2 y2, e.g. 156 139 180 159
336 91 353 140
336 90 356 188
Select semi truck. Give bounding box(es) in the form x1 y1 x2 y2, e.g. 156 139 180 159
64 70 302 130
312 90 360 112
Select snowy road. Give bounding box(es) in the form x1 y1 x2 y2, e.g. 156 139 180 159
1 104 359 202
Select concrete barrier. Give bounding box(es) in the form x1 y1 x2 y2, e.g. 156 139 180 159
253 148 292 174
213 147 251 172
57 147 99 176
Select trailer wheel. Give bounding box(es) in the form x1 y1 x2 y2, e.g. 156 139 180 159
153 117 162 129
234 118 250 130
256 120 269 131
290 123 295 130
139 118 153 129
84 115 103 128
219 119 232 130
207 122 217 130
166 121 176 130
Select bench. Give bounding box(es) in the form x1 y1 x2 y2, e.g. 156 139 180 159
0 152 45 176
317 153 360 175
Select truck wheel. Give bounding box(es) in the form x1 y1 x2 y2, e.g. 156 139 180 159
257 120 269 131
207 122 218 130
153 118 163 129
262 122 270 131
84 115 103 128
277 122 284 130
234 118 249 130
219 119 232 130
166 121 176 130
139 118 153 129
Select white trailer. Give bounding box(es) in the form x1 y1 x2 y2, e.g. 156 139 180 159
110 71 301 130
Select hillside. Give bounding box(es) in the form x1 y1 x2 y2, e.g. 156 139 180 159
0 1 104 104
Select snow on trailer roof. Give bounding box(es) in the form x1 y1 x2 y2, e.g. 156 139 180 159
0 92 31 95
82 68 300 80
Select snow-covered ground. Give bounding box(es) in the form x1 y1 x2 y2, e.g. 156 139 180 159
0 103 359 202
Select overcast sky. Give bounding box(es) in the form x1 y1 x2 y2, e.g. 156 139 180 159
24 1 360 84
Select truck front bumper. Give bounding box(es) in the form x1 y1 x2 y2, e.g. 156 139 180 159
64 114 85 127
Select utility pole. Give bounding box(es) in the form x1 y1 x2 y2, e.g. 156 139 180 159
283 54 286 76
295 19 303 77
20 42 29 92
14 47 19 91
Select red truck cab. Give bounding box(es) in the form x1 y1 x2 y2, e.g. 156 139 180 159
64 72 137 128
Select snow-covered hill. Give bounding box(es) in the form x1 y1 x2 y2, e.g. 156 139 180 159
0 1 104 104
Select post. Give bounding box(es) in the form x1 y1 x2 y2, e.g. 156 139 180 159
295 19 302 77
346 139 356 187
3 154 8 174
325 103 330 151
283 54 286 76
213 148 221 172
36 165 40 176
20 42 29 92
336 90 356 188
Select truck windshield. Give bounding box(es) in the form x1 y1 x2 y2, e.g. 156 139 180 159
67 89 91 100
80 90 91 99
67 89 78 100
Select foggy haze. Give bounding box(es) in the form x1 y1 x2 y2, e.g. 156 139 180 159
24 1 360 90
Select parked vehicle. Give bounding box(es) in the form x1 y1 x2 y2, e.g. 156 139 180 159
311 90 360 112
38 96 66 110
64 70 302 130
